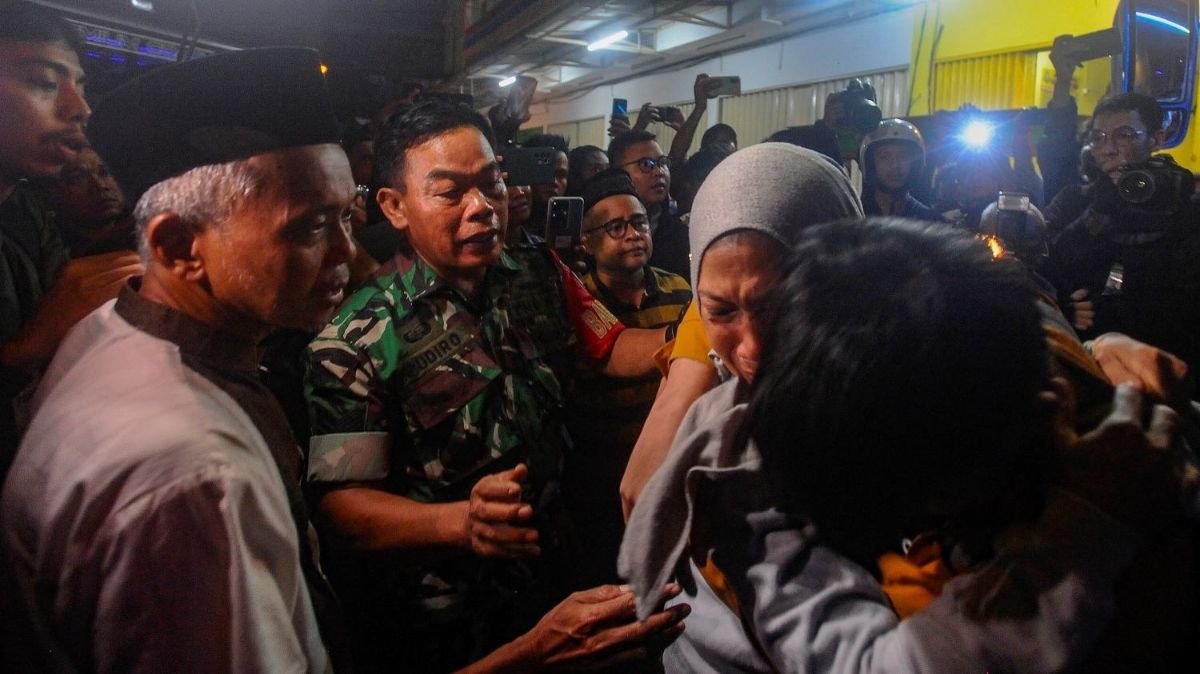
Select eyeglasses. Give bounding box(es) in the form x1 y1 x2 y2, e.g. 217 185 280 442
1085 126 1148 148
585 214 651 239
621 155 671 174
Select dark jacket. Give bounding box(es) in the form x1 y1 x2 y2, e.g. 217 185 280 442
648 209 691 280
1042 200 1200 378
863 192 945 223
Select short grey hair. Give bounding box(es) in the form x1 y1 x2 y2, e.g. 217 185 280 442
132 158 265 261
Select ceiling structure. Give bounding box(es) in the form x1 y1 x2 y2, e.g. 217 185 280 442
39 1 919 117
456 0 921 108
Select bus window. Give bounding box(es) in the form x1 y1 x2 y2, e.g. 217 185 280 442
1034 50 1114 117
1131 0 1191 101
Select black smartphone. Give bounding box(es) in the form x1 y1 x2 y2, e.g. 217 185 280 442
1055 28 1122 63
546 196 584 260
502 146 557 185
612 97 629 118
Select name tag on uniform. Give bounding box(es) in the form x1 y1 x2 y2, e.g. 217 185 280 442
399 323 473 388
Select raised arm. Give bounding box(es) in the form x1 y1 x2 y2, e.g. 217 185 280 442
667 74 720 170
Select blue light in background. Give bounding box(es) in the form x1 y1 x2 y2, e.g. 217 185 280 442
138 44 176 58
109 54 126 63
86 34 126 48
1135 12 1190 34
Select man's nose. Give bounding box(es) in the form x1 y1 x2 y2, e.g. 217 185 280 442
58 82 90 125
329 216 356 265
465 186 496 220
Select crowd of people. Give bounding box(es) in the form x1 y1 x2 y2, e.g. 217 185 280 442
1 1 1198 671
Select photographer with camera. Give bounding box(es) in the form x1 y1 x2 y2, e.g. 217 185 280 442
819 79 883 168
1041 92 1200 391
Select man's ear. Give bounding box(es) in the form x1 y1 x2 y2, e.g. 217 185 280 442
1151 129 1166 151
144 212 205 281
580 230 597 256
376 186 408 232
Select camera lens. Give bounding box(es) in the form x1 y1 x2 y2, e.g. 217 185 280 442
1117 170 1155 204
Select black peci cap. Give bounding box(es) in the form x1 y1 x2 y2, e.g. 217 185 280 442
579 167 640 215
88 47 340 204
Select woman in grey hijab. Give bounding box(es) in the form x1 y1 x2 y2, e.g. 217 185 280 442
619 142 860 515
616 142 864 672
617 151 1172 671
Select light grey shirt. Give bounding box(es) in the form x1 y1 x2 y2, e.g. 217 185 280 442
620 378 1141 673
1 299 330 674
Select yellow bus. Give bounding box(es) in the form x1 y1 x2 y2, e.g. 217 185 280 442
908 0 1197 169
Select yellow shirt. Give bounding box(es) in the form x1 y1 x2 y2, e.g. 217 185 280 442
654 300 718 376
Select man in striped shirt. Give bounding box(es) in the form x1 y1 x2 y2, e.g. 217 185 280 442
568 168 691 587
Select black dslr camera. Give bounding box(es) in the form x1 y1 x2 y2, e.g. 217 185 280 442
831 79 883 134
1116 155 1195 215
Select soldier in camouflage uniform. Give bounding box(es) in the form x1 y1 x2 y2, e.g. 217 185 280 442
304 99 670 673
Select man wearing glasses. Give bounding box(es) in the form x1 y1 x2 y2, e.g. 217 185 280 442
608 130 691 278
568 168 692 586
1040 91 1200 383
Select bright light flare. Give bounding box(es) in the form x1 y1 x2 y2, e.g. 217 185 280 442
960 120 995 149
131 0 154 11
980 234 1006 259
588 30 629 51
498 76 517 87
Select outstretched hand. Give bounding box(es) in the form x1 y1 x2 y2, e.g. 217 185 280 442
516 583 688 671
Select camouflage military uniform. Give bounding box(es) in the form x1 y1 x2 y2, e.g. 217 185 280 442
305 244 622 672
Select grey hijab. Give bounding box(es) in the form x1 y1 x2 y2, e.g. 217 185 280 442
688 142 863 289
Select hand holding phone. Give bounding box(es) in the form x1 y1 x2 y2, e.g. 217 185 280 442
659 106 686 130
503 75 538 125
634 102 661 131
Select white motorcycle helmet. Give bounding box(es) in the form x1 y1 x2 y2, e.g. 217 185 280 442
859 118 926 174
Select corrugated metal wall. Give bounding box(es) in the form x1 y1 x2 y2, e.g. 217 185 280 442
933 51 1039 111
539 68 910 158
545 116 607 150
721 69 910 145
